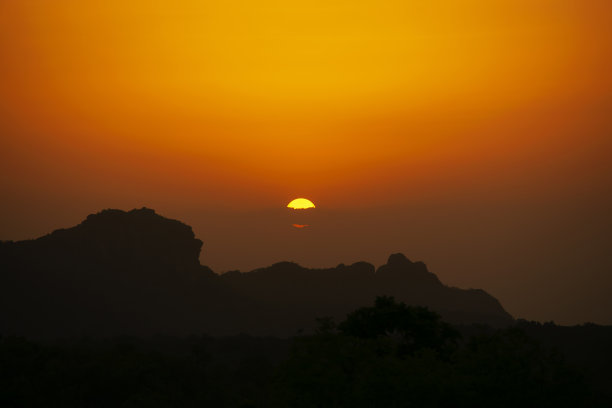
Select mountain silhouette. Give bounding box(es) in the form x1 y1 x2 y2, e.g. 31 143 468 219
0 208 512 338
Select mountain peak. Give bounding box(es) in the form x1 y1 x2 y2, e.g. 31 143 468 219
34 208 204 274
85 207 157 222
387 252 412 266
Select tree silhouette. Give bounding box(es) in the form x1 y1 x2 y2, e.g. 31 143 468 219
338 295 459 357
273 297 589 407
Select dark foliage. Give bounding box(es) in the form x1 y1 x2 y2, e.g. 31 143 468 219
274 297 592 408
2 298 609 407
338 295 459 356
0 334 288 408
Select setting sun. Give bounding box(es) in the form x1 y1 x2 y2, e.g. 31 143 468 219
287 198 316 210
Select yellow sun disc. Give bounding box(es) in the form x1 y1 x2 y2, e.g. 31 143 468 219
287 198 316 209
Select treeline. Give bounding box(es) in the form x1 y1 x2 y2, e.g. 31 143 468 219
1 298 610 407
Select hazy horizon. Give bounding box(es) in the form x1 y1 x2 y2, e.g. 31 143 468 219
3 202 610 327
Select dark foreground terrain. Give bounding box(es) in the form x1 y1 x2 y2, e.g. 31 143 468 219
1 298 611 407
2 208 610 406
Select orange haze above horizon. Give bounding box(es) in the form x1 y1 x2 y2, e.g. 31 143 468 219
1 0 612 325
2 0 611 209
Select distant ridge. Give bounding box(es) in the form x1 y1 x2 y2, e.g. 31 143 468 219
0 208 513 338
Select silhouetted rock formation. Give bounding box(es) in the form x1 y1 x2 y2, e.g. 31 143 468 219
0 208 513 338
220 253 512 334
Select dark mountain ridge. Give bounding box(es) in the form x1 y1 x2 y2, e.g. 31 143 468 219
0 208 512 338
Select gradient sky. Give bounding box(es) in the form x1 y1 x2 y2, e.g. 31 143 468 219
1 0 611 325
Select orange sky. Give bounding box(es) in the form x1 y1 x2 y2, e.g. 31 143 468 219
1 0 612 324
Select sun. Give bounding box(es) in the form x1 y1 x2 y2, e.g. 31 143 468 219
287 198 315 209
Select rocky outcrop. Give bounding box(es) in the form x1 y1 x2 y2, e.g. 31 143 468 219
0 208 220 337
220 253 513 332
0 208 513 338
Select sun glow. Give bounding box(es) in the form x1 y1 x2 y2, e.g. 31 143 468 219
287 198 315 209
